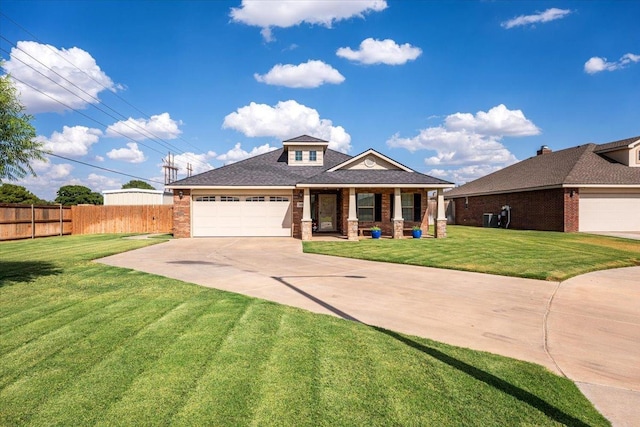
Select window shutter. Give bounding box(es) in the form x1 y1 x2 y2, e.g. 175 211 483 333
375 193 382 222
389 196 394 221
413 193 422 221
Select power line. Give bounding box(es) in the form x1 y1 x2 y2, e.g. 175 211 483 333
45 152 166 185
0 11 210 156
0 43 211 169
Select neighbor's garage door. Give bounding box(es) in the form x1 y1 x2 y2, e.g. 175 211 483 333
579 192 640 232
192 195 292 237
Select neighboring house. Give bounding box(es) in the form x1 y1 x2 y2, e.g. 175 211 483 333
167 135 454 240
445 136 640 232
103 189 173 206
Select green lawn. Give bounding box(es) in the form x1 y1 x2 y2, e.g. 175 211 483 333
304 226 640 281
1 235 609 426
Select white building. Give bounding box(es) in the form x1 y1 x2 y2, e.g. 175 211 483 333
102 189 173 206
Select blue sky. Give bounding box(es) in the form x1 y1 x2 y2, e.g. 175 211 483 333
1 0 638 200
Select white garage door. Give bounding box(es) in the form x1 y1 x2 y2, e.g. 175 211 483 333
192 195 292 237
579 192 640 232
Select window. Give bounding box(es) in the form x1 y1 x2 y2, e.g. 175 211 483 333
309 150 317 161
245 196 265 202
195 196 215 202
295 150 302 161
357 193 374 221
220 196 240 202
270 196 289 202
401 193 414 221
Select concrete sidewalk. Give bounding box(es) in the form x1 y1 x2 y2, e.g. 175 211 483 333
98 237 639 426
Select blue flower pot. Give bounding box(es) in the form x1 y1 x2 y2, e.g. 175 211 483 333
371 229 382 239
412 229 422 239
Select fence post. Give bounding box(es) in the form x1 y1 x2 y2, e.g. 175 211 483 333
59 204 63 236
31 204 35 239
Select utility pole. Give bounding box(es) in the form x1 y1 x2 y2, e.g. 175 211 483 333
163 152 178 184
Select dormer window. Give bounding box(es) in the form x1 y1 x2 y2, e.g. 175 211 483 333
309 151 317 162
295 151 302 161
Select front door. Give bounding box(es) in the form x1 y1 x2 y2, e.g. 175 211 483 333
318 194 337 232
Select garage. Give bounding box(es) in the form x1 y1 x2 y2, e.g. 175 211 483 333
192 195 292 237
579 190 640 232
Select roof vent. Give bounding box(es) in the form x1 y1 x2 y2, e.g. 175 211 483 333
536 145 552 156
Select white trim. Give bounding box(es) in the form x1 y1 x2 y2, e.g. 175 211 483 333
102 188 166 195
166 185 296 190
565 184 640 189
327 148 414 172
298 183 453 189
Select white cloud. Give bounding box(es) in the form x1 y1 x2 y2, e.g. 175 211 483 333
173 151 217 176
106 113 182 140
222 100 351 153
12 158 75 201
387 104 539 169
230 0 387 41
444 104 540 137
82 173 122 192
216 143 277 164
336 38 422 65
254 60 345 88
501 8 571 29
428 164 504 186
106 142 146 163
584 53 640 74
36 125 102 157
2 41 118 114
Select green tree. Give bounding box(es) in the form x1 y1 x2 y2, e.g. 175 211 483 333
55 185 103 206
122 179 155 190
0 69 45 182
0 183 48 204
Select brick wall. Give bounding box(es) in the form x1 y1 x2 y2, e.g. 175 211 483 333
451 188 579 232
172 189 191 238
292 189 304 239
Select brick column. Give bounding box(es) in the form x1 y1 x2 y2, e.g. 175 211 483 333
393 219 404 239
347 220 359 241
173 189 191 238
434 188 447 238
301 220 312 241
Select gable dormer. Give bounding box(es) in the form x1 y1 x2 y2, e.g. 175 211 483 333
283 135 329 166
595 137 640 167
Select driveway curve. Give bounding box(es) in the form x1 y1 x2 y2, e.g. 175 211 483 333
98 237 639 426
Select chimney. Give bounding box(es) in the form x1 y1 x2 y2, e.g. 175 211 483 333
537 145 552 156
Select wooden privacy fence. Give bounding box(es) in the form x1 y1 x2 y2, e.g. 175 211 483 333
0 203 72 241
71 205 173 235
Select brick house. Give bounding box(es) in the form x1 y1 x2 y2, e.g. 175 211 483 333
167 135 454 240
445 136 640 232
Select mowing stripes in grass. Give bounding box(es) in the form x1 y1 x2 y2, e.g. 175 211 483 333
171 301 284 426
93 297 250 426
249 311 321 426
27 296 239 426
0 294 183 425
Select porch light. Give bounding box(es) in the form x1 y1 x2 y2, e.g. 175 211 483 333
178 190 184 200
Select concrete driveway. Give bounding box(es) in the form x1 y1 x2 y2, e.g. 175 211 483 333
98 237 640 426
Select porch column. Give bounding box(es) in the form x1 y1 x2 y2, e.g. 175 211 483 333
393 187 404 239
301 188 312 241
347 187 359 241
435 188 447 238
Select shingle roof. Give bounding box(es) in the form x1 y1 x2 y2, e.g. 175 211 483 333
170 148 352 187
445 138 640 198
283 135 329 143
169 144 453 188
594 136 640 153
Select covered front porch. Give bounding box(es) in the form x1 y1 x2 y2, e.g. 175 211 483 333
296 185 449 241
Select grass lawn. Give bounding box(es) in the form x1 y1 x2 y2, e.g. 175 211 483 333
304 226 640 281
0 235 609 426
